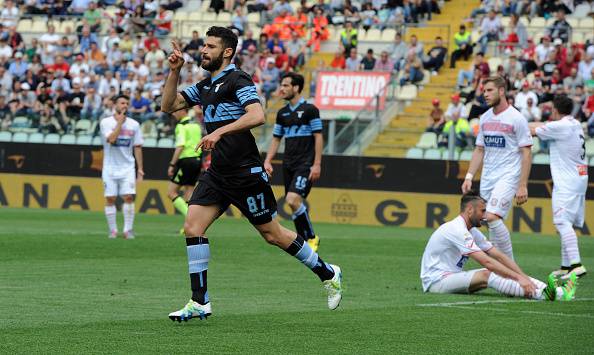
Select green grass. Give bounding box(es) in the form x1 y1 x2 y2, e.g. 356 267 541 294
0 208 593 354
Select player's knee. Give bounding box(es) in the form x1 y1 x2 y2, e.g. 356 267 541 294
485 213 501 224
554 220 572 234
470 270 491 292
123 195 134 203
105 197 116 205
184 219 204 237
285 194 301 211
260 229 283 246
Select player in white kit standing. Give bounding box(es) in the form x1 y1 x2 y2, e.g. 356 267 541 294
462 76 533 259
100 94 145 239
529 95 588 277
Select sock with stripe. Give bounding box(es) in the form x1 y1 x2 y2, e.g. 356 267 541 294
284 234 334 281
487 273 545 300
122 202 135 232
488 219 514 260
172 196 189 216
292 203 315 240
104 205 117 233
186 237 209 305
555 221 581 266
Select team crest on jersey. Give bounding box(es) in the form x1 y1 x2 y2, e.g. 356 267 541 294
214 82 224 92
261 172 269 182
490 198 498 206
297 111 304 118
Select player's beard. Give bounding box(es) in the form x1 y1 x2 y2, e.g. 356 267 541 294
488 94 501 108
202 51 224 72
284 91 295 101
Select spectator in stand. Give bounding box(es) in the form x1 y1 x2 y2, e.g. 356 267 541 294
500 13 528 52
423 36 447 75
426 98 445 133
81 86 103 120
503 53 523 78
55 37 74 61
399 52 424 86
563 68 584 94
330 48 346 69
143 31 160 51
7 27 23 52
558 53 578 80
0 37 12 60
521 97 541 122
69 54 90 77
578 54 594 82
456 52 489 89
240 30 257 52
450 24 472 69
129 5 149 33
102 28 121 53
64 80 85 120
47 55 70 73
79 26 98 54
514 81 538 111
546 9 571 43
154 5 173 36
145 42 166 74
39 24 60 56
340 21 358 56
407 34 424 59
308 7 329 52
130 89 153 122
98 70 119 97
360 2 378 32
477 10 502 54
286 31 306 70
438 114 471 149
388 32 408 71
261 57 280 101
345 47 361 71
240 44 260 77
360 48 376 71
231 6 247 36
445 94 467 122
272 46 289 73
69 0 91 15
272 0 293 17
0 0 19 28
374 51 394 72
85 42 106 68
83 1 102 33
8 52 27 77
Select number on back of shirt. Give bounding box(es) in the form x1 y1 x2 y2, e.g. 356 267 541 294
247 193 265 213
579 133 585 160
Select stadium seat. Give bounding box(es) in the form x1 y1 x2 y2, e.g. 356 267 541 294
28 133 44 143
500 17 511 28
396 85 417 101
91 136 102 146
531 137 540 153
217 12 231 22
529 17 546 28
60 134 76 144
578 17 593 28
487 57 502 73
573 3 592 18
44 133 60 144
590 156 594 166
585 139 594 157
381 28 396 41
405 147 424 159
76 135 93 145
12 132 28 142
247 12 260 24
30 20 47 33
416 132 437 149
567 18 579 28
143 137 158 147
173 12 188 21
459 150 473 161
366 29 382 41
11 116 30 128
533 153 550 165
441 150 460 160
75 119 92 134
157 138 174 148
0 131 11 142
424 148 441 160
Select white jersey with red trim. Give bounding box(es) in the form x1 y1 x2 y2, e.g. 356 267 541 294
420 216 493 292
535 116 588 195
476 105 533 191
100 116 143 179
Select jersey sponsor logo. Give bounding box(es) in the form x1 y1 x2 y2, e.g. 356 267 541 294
456 255 469 268
482 122 514 133
483 135 506 148
297 111 304 118
578 164 588 176
114 137 131 147
281 112 291 117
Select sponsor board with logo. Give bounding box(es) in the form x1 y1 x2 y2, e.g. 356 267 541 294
314 71 391 110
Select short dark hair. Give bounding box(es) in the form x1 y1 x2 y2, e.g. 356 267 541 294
460 190 486 212
113 94 130 102
281 72 304 93
553 95 573 116
206 26 239 58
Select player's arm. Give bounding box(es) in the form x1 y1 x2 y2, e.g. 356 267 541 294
309 132 323 182
264 137 281 177
516 146 531 205
134 145 144 181
168 146 183 177
469 251 536 296
486 247 528 277
106 115 125 144
461 145 484 193
198 103 265 151
528 122 545 136
161 41 190 113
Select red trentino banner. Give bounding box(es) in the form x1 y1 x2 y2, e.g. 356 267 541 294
314 71 391 110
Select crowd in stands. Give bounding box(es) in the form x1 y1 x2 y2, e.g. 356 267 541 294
425 0 594 150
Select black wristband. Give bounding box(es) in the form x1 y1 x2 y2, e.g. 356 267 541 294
169 163 176 167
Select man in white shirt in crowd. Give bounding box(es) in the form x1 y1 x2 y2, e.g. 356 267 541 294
529 95 588 278
462 76 533 260
515 81 538 111
578 54 594 81
100 94 144 239
445 93 467 121
421 190 577 301
521 97 541 122
478 10 502 54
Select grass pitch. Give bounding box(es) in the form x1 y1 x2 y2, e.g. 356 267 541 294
0 208 592 354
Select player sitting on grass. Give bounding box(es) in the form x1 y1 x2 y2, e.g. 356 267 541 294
420 191 577 301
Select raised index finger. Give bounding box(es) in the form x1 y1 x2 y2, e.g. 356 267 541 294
171 40 182 53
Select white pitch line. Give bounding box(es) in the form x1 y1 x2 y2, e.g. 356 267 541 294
417 297 594 307
444 305 594 319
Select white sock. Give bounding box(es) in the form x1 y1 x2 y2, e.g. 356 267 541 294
561 244 570 268
487 273 545 300
488 219 514 260
123 203 135 232
556 222 581 265
105 205 118 233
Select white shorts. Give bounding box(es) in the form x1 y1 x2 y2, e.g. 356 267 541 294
103 170 136 197
552 191 585 227
481 180 517 219
427 269 484 294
